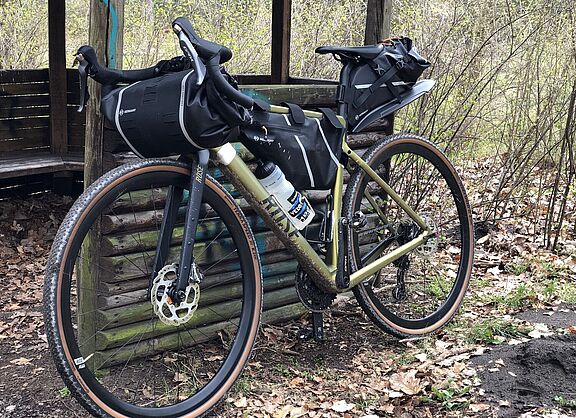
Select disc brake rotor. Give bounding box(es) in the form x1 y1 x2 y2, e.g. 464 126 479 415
151 263 200 326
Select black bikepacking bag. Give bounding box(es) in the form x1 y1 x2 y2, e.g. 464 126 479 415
344 37 430 128
240 103 345 190
101 67 249 158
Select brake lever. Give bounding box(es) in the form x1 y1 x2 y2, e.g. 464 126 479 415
173 24 206 85
74 54 90 113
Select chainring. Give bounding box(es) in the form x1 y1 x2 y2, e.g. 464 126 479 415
151 263 200 326
295 267 336 312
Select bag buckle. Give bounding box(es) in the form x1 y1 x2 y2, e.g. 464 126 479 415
395 59 405 70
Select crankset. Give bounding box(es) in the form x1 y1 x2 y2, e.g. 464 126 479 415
151 263 201 326
295 267 336 312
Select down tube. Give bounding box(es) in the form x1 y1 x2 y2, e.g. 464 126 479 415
212 144 338 293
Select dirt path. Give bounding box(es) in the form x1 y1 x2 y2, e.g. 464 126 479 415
1 193 576 418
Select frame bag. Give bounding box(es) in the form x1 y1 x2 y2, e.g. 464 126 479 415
344 37 430 128
101 68 249 158
240 103 345 190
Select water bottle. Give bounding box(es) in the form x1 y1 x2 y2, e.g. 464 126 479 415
255 161 315 230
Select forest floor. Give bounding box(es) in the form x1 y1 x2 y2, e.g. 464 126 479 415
0 190 575 418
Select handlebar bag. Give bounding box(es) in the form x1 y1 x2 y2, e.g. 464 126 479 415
239 103 345 190
101 68 249 158
344 37 429 128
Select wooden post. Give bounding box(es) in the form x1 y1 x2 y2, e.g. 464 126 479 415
364 0 392 45
271 0 291 84
48 0 67 155
79 0 124 370
365 0 394 134
84 0 124 188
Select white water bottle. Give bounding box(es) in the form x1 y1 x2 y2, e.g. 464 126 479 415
255 161 315 230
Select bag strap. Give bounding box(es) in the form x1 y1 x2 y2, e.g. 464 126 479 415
282 102 306 125
318 108 344 129
253 98 270 111
206 78 248 127
353 64 399 109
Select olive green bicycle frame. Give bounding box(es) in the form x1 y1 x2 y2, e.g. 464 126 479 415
212 106 432 294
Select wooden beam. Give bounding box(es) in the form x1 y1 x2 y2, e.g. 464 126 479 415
365 0 394 134
80 0 124 370
364 0 393 45
84 0 124 188
271 0 292 84
48 0 67 155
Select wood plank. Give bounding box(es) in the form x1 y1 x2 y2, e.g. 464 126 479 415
0 70 49 84
0 153 83 180
0 106 50 119
0 129 50 152
0 83 50 95
288 77 338 85
234 74 271 85
95 285 299 350
0 117 50 131
241 84 336 106
100 258 298 298
94 302 307 368
0 95 50 108
271 0 292 84
48 0 69 158
97 272 297 328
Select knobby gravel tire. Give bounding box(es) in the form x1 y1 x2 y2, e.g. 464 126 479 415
43 159 263 417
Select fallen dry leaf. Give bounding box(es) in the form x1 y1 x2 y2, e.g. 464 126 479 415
389 370 423 395
331 400 355 412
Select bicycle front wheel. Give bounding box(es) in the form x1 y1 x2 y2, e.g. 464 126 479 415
343 133 474 338
44 159 262 417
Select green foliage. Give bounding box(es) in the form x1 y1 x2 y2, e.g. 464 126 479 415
466 318 528 344
554 396 576 410
58 386 71 398
421 379 471 410
496 284 537 309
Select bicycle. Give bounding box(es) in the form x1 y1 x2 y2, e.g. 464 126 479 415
43 17 473 418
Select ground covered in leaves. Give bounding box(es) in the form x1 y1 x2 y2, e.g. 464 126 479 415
0 187 575 417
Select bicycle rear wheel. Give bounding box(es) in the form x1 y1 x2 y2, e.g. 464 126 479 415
343 133 473 338
44 159 262 417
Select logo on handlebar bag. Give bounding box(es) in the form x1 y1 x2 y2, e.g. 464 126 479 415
119 108 136 117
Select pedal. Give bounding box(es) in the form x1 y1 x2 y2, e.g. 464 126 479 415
352 211 367 230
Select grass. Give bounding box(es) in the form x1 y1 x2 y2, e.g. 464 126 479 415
466 318 528 344
58 386 71 398
355 396 379 410
558 283 576 303
233 376 252 396
554 396 576 410
496 284 537 309
421 380 471 410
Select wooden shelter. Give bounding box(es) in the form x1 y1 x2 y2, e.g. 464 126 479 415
0 0 392 361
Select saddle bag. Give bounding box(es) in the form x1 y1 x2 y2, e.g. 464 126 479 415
344 37 430 128
240 103 345 190
101 67 249 158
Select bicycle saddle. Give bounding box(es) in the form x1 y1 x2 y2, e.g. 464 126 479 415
315 44 384 60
